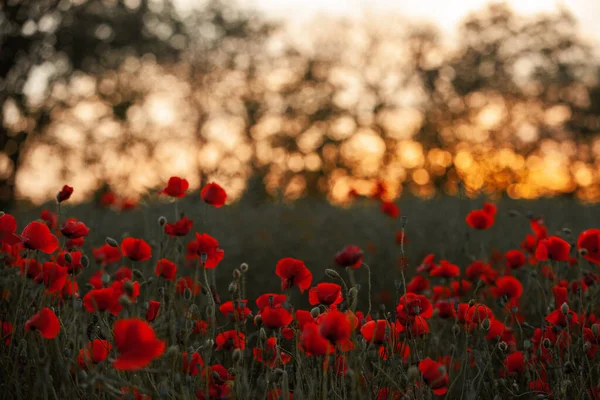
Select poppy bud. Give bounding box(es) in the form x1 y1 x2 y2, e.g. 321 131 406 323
228 281 238 293
543 338 551 349
133 269 144 279
254 315 262 325
105 237 119 248
124 280 135 297
562 228 572 235
348 287 358 299
64 253 72 263
81 255 89 269
508 210 520 217
78 371 88 381
240 263 249 273
310 307 320 318
482 318 491 331
523 340 531 349
468 299 476 307
232 348 242 364
407 366 419 382
205 305 214 317
561 302 569 315
580 248 589 256
158 216 167 227
233 269 241 280
183 288 192 301
118 295 131 307
101 272 111 285
325 269 341 280
452 324 460 336
592 324 599 337
498 341 508 351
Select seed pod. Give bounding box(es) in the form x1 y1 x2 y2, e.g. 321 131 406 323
158 216 167 227
105 237 119 248
498 342 508 351
580 248 589 256
468 299 476 307
240 263 249 273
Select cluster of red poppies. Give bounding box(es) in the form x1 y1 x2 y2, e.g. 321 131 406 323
2 179 600 399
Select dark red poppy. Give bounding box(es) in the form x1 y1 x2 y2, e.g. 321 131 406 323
487 319 515 347
319 309 351 345
451 280 473 297
276 258 312 293
530 218 548 239
504 351 525 375
77 339 112 369
435 300 457 319
545 308 578 328
552 285 568 309
380 201 400 218
465 303 494 325
219 300 252 321
182 351 204 376
256 293 287 311
419 357 449 396
121 238 152 262
396 293 433 324
57 251 84 274
215 330 245 351
201 182 227 208
59 218 90 239
430 260 460 278
261 306 293 329
164 217 193 237
395 230 408 245
176 276 201 296
483 202 497 216
37 262 68 294
300 322 332 356
155 259 177 280
99 191 117 207
416 254 437 273
360 320 390 344
1 320 14 345
146 300 160 322
22 221 59 254
160 176 189 198
406 275 430 293
193 320 208 335
40 209 58 230
62 277 79 298
466 209 494 230
92 244 122 264
408 317 430 337
505 250 526 269
83 287 117 314
88 270 104 289
186 233 224 268
57 185 74 203
19 258 43 279
112 318 166 371
578 229 600 265
295 310 314 331
535 236 570 261
253 337 291 368
25 308 60 339
491 276 523 302
334 245 364 268
309 283 343 306
0 213 26 246
521 234 538 254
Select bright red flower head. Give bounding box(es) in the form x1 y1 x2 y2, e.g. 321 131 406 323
261 306 293 329
155 259 177 280
380 201 400 218
146 300 160 322
60 218 90 239
57 185 74 203
309 283 343 307
430 260 460 278
83 287 117 314
334 245 364 268
160 176 189 198
319 309 352 345
186 233 224 268
182 352 204 376
578 229 600 265
466 303 494 325
396 293 433 324
121 238 152 262
114 266 133 282
215 330 245 351
19 258 43 279
25 308 60 339
360 320 391 344
256 293 287 311
37 262 68 294
201 182 227 208
22 221 59 254
176 276 201 296
77 339 112 368
57 251 84 274
535 236 570 262
40 209 58 230
112 318 166 371
504 351 525 375
300 322 332 356
505 250 526 269
483 202 497 216
466 209 494 230
552 285 568 309
1 321 14 345
92 244 122 264
435 300 456 319
406 275 430 293
164 217 193 237
0 213 26 246
545 308 578 328
419 357 449 396
219 300 252 321
276 258 312 293
491 276 523 302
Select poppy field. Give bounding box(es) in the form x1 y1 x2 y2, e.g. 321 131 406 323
2 179 600 400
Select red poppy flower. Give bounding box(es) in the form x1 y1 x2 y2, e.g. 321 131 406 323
465 303 494 325
77 339 112 369
578 229 600 265
40 209 58 230
491 276 523 302
57 185 74 203
451 280 473 297
552 286 568 309
256 293 287 311
406 275 430 293
396 293 433 324
59 218 90 239
466 209 494 230
360 320 391 344
113 266 133 282
416 253 437 273
37 262 68 294
483 202 497 216
176 277 201 296
88 270 104 289
530 218 548 239
295 310 314 331
521 234 538 254
25 308 60 339
67 238 85 250
92 244 122 264
112 318 166 371
119 197 138 211
219 300 252 321
99 191 117 207
486 320 516 347
155 259 177 280
164 217 193 237
300 322 332 356
62 277 79 298
319 309 351 345
182 351 204 376
22 221 59 254
83 287 117 313
309 283 343 306
57 251 84 274
193 320 208 335
0 213 26 246
419 357 449 396
545 308 578 328
334 245 364 268
160 176 189 198
380 201 400 218
146 300 160 322
276 258 312 293
261 306 293 329
504 351 525 375
430 260 460 278
505 250 526 269
121 238 152 262
408 317 430 337
1 320 14 345
535 236 570 261
19 258 43 279
253 337 291 368
215 330 245 351
186 233 224 268
201 182 227 208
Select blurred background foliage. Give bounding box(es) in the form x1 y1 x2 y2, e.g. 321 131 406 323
2 0 600 211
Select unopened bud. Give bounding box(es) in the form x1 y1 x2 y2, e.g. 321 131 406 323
348 287 358 299
325 269 341 280
584 341 592 352
543 338 551 349
183 288 192 301
118 295 131 307
64 253 72 263
240 263 249 273
562 228 572 235
228 281 238 293
468 299 476 307
407 366 419 382
232 348 242 364
0 212 4 217
592 324 599 337
101 272 111 284
561 302 569 315
124 280 135 297
482 318 491 331
310 307 320 318
254 315 262 325
508 210 520 218
133 269 144 279
158 216 167 227
105 237 119 248
81 255 89 268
